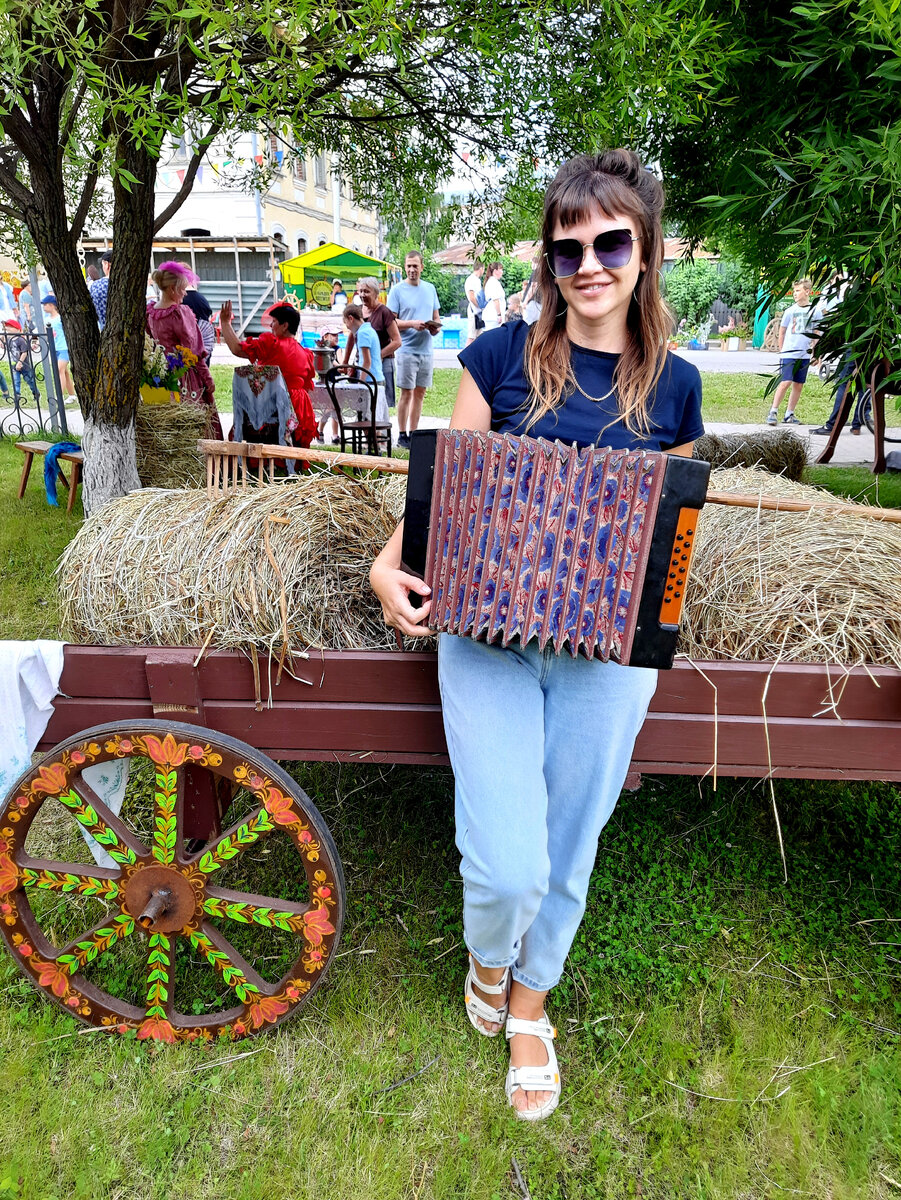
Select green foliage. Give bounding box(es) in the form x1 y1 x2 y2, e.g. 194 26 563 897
419 255 464 317
658 0 901 377
716 257 760 316
663 258 721 324
499 256 531 298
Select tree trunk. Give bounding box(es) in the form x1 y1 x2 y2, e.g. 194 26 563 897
81 415 141 510
79 135 158 513
15 130 158 513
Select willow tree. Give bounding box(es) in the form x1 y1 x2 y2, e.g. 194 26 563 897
657 0 901 373
0 0 728 511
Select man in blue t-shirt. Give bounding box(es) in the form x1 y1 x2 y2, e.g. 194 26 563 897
386 251 440 448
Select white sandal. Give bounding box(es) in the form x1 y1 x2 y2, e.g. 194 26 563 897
464 957 510 1037
504 1013 561 1121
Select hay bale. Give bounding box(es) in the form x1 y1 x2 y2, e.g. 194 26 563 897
693 429 808 480
677 466 901 668
59 473 410 654
135 403 207 489
58 463 901 669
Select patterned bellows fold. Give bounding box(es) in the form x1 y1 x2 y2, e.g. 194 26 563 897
401 430 711 669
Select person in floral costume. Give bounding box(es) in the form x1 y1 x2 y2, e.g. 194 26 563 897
146 260 223 438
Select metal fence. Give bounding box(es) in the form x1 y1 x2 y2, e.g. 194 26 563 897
0 327 69 439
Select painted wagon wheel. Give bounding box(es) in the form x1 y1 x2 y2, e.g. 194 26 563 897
763 316 781 352
0 720 344 1043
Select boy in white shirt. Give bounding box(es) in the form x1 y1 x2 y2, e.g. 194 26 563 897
766 279 821 425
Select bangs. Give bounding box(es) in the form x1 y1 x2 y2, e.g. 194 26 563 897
548 173 644 235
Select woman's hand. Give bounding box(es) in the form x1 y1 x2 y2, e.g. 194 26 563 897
369 522 433 637
219 300 233 326
369 557 433 638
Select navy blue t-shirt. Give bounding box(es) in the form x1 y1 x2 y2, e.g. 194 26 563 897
458 321 704 451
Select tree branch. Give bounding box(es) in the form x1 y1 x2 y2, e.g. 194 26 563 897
69 115 112 242
152 124 223 233
58 78 89 168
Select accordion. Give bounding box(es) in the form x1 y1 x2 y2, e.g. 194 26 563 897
401 429 710 669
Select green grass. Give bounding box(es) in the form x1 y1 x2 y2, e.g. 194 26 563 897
1 764 900 1197
1 403 900 1196
0 436 82 640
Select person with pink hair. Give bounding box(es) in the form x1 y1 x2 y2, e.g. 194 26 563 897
146 260 223 438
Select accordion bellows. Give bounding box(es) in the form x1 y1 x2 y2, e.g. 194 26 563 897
402 430 710 669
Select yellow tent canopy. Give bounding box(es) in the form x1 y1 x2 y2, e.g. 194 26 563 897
278 243 400 309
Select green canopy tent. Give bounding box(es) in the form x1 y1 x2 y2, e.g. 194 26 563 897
278 243 400 309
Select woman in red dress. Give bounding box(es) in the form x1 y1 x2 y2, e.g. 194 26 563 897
146 261 223 438
219 300 318 448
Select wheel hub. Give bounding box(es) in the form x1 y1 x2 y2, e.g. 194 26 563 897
122 864 200 933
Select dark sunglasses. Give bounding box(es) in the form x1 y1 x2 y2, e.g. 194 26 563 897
546 229 641 278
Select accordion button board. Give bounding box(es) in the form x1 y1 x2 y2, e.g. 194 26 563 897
401 429 710 670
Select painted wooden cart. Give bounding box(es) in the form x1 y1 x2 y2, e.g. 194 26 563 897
2 642 900 1044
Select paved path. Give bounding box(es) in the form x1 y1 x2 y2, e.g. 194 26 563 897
5 405 889 467
5 344 895 467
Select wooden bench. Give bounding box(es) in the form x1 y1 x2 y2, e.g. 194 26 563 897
15 440 83 513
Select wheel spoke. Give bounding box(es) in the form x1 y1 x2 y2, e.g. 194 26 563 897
190 805 275 875
18 858 121 902
64 777 148 865
151 764 181 865
188 922 268 1002
144 932 174 1019
203 885 310 932
54 913 137 975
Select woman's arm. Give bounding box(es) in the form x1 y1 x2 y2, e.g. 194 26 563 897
382 318 402 359
667 442 695 457
370 369 491 634
218 301 251 360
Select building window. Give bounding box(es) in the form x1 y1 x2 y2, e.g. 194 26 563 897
171 135 188 164
353 243 360 252
366 245 373 255
269 132 284 174
296 236 308 256
293 152 306 183
318 237 328 246
314 153 327 190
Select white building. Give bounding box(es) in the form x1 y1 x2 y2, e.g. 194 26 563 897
153 133 381 259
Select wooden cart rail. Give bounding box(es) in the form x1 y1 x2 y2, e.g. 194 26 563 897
43 645 901 782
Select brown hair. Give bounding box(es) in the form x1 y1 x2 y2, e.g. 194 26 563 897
524 150 671 437
343 303 363 322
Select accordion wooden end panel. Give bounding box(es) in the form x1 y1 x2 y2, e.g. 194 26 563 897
401 430 710 670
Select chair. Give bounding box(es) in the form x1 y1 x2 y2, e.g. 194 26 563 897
322 365 392 456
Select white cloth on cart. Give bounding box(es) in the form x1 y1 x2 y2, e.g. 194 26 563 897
0 640 127 867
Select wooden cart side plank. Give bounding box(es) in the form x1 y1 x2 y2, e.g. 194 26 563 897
57 646 901 722
626 760 901 782
59 646 153 698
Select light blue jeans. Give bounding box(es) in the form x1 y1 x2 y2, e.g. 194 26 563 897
438 634 658 993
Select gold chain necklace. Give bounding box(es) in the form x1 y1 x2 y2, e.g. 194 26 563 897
571 374 616 405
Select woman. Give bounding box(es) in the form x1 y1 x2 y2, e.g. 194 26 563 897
370 151 704 1120
146 261 223 438
219 299 318 448
355 277 402 411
